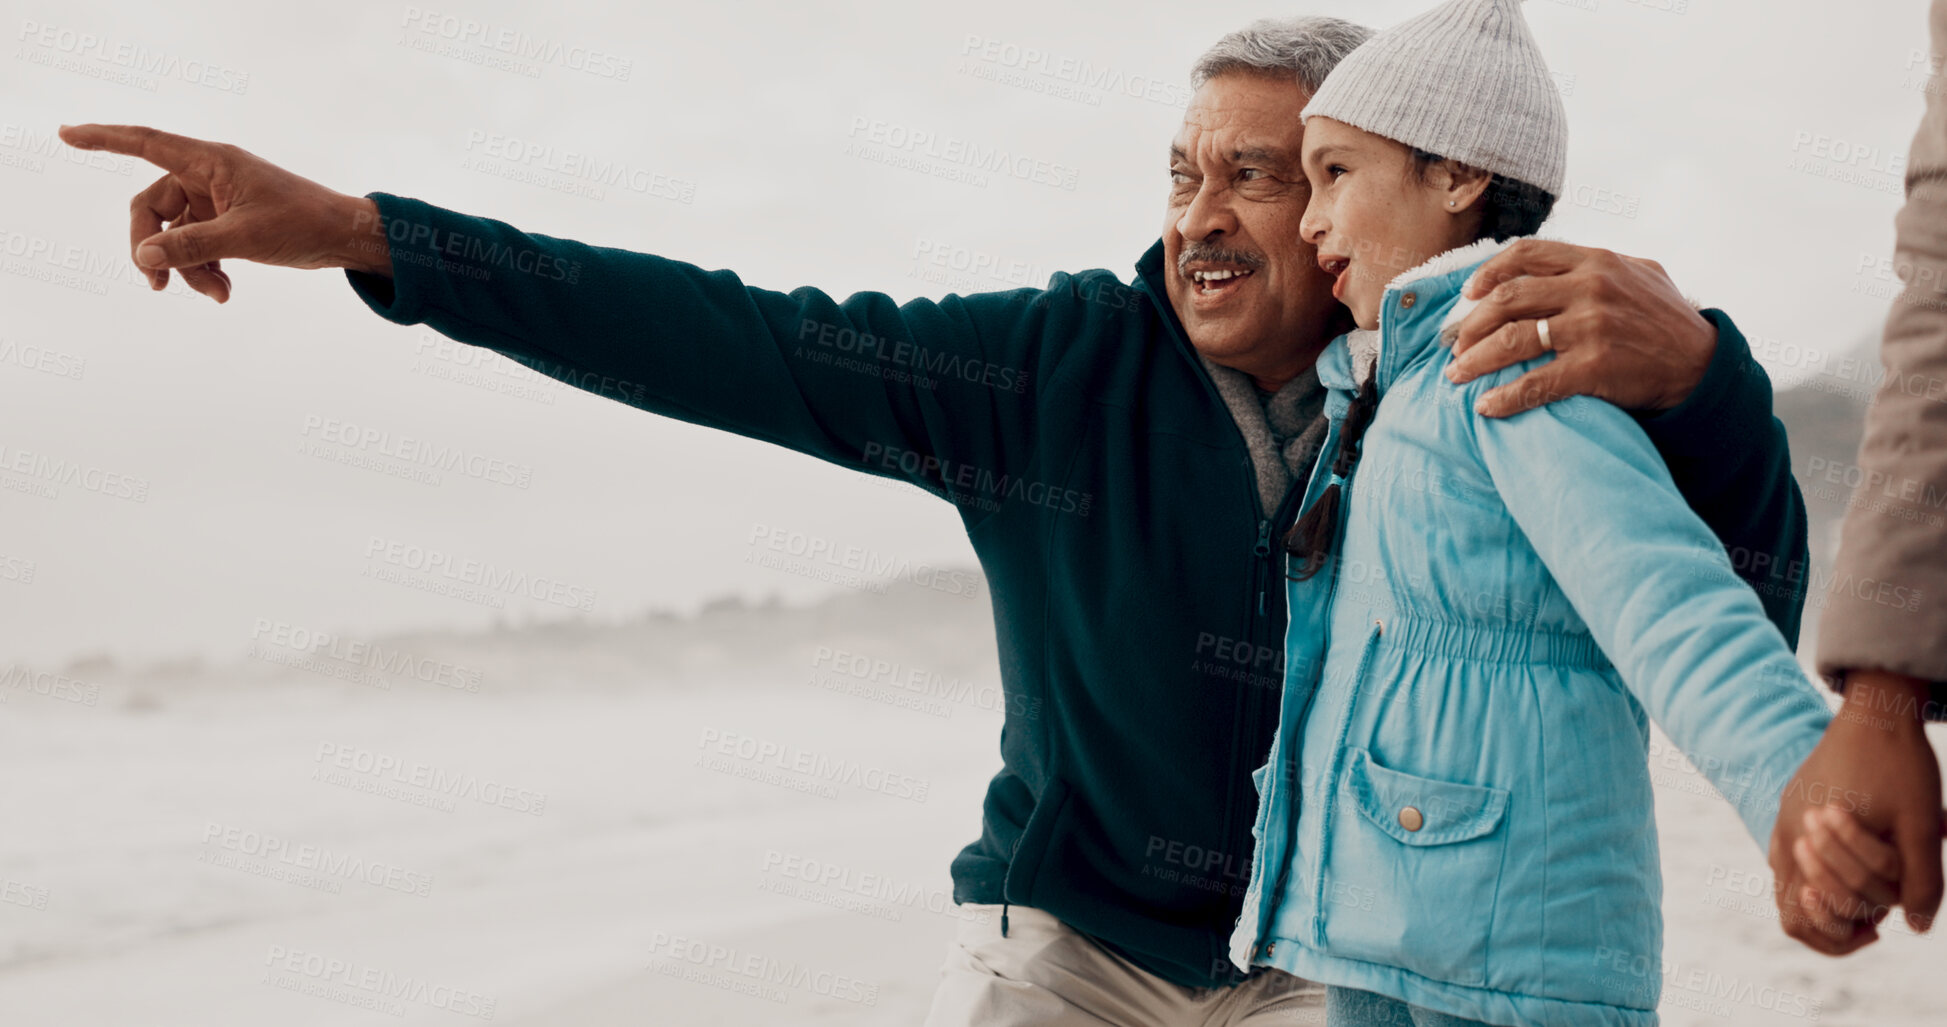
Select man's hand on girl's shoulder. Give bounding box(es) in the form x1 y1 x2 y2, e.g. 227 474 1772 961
1443 241 1715 418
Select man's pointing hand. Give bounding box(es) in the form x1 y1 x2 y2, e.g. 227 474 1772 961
57 123 392 303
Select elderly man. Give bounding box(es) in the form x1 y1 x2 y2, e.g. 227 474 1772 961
61 13 1896 1025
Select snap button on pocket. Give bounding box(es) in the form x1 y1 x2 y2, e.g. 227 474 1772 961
1330 748 1512 988
1347 748 1506 847
1400 292 1417 309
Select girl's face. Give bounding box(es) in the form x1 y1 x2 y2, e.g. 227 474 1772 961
1298 117 1489 330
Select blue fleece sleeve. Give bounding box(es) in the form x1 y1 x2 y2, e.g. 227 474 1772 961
1467 360 1833 848
340 192 1088 510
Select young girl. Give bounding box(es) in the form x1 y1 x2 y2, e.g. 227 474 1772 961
1225 1 1846 1024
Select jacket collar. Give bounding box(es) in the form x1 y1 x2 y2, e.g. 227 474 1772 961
1133 238 1177 335
1135 239 1257 420
1316 236 1522 393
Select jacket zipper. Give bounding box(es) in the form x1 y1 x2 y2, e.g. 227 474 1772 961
1252 282 1402 956
1138 267 1335 981
1285 298 1398 949
1254 519 1273 617
1307 615 1385 948
1255 427 1350 957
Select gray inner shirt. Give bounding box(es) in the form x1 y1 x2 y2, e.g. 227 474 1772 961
1199 354 1332 516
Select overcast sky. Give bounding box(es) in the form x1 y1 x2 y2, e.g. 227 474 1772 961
2 0 1932 671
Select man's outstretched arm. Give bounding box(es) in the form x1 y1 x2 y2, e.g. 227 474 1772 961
335 190 1064 486
58 123 1072 503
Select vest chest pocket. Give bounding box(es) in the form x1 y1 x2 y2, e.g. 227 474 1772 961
1320 747 1510 988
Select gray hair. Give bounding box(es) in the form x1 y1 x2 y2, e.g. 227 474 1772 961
1189 16 1374 94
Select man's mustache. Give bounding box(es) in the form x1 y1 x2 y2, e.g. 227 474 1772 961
1176 244 1266 278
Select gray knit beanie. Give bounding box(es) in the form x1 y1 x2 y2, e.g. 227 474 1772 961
1300 0 1567 196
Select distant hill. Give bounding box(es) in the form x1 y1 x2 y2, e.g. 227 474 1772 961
1772 331 1884 655
1777 376 1871 558
32 575 1002 712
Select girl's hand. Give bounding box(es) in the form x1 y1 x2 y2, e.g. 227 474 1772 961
1792 805 1903 927
1769 670 1944 955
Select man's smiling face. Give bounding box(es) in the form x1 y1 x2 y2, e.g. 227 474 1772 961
1164 73 1349 390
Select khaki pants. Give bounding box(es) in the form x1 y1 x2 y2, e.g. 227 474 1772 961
922 903 1325 1026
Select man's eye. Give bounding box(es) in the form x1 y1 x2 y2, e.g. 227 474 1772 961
1239 168 1264 181
1170 169 1194 185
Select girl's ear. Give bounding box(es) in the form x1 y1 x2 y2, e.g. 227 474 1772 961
1433 161 1493 214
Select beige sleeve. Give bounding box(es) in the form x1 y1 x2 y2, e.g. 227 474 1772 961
1817 0 1947 699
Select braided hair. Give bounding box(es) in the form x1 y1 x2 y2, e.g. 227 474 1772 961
1283 385 1378 581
